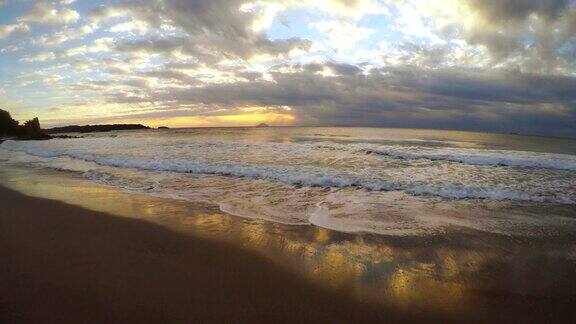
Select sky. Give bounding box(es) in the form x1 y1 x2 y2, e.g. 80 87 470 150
0 0 576 137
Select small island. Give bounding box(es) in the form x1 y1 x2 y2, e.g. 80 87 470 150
256 123 270 127
158 126 169 129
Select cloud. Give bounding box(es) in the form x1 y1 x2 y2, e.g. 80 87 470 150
0 44 22 53
468 0 570 23
109 19 150 34
310 20 375 52
5 0 576 137
254 0 390 19
20 2 80 25
96 63 575 136
389 0 576 73
89 0 312 64
0 22 30 39
32 24 96 46
19 51 57 62
64 37 115 57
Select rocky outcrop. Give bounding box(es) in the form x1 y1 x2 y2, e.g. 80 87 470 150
0 109 19 136
0 109 51 140
17 118 52 140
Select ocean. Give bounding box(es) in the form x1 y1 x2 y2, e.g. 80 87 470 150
1 127 576 237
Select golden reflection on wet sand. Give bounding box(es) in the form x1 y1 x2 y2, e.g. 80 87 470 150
2 166 575 320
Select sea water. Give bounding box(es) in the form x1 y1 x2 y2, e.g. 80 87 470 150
2 127 575 236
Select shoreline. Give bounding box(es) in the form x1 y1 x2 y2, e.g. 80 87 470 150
0 185 432 323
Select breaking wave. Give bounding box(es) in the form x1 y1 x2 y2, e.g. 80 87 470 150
1 139 574 204
361 145 576 171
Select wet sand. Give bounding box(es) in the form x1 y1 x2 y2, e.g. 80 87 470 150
0 186 437 323
2 165 576 323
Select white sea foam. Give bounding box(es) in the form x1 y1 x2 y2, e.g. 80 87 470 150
2 132 576 237
362 145 576 171
306 189 576 236
79 168 576 236
1 138 575 204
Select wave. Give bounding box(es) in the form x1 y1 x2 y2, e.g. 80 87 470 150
82 160 573 204
362 145 576 171
80 168 576 236
1 140 574 204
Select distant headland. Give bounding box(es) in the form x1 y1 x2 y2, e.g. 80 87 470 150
1 109 150 141
46 124 149 134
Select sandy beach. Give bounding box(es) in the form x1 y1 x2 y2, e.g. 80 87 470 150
0 185 435 323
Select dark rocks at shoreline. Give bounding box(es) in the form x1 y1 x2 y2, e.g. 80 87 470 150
52 134 83 139
13 133 53 141
0 134 79 142
46 124 150 134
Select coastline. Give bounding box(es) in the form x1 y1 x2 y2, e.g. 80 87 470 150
0 185 412 323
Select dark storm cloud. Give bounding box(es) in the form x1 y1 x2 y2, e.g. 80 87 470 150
324 62 363 75
381 67 576 104
469 0 570 23
140 70 201 85
103 63 576 137
454 0 576 72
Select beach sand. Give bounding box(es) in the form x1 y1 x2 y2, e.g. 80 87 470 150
2 165 576 323
0 185 435 323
